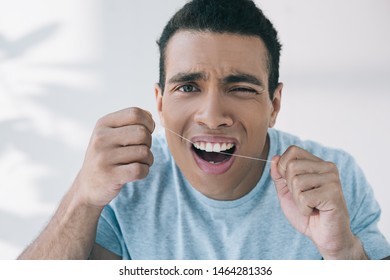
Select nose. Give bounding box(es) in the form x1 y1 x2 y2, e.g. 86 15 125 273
193 90 234 129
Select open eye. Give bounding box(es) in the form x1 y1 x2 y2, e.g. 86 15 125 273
177 84 199 93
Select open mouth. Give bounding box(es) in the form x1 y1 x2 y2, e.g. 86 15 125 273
192 142 236 164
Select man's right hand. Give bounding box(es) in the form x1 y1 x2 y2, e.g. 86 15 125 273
74 107 155 207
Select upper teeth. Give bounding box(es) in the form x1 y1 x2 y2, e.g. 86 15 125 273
193 142 234 153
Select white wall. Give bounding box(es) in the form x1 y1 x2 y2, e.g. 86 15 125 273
0 0 389 259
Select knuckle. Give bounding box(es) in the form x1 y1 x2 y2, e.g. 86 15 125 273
137 124 149 138
130 163 148 180
128 107 143 122
92 128 107 147
96 113 112 128
137 145 150 159
285 145 299 155
324 161 341 180
329 172 340 183
291 175 301 189
149 152 155 166
324 161 336 171
298 192 307 205
285 159 296 172
140 146 154 166
136 125 152 146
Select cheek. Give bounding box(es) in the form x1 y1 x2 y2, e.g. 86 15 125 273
237 104 271 126
237 106 271 145
161 99 194 157
246 119 269 146
162 97 197 130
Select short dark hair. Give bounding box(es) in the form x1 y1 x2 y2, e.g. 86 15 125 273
157 0 282 99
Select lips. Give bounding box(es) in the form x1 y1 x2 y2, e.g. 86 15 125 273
190 136 237 174
193 142 235 153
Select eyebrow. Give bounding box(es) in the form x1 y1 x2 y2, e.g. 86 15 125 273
167 71 264 88
167 72 208 84
223 73 264 87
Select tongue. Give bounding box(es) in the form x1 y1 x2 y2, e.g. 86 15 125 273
201 151 230 163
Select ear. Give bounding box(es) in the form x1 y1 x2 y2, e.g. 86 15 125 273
269 83 283 128
155 83 165 127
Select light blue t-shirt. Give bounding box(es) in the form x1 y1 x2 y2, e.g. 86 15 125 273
96 128 390 259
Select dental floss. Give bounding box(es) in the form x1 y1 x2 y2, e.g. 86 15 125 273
160 125 274 163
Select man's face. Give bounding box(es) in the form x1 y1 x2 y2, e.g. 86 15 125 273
156 31 282 200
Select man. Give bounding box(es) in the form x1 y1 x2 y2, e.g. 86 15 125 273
18 0 390 259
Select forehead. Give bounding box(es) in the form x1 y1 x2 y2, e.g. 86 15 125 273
164 31 269 79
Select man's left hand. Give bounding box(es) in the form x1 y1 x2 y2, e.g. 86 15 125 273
270 145 367 259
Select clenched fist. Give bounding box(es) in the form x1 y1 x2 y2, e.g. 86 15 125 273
74 107 155 207
270 145 367 259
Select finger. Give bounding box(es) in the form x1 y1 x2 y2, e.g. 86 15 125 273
114 162 151 184
278 145 322 177
285 160 338 190
98 107 155 133
108 145 154 166
270 155 283 182
109 124 153 148
293 182 341 216
270 155 288 197
289 172 340 210
289 172 338 193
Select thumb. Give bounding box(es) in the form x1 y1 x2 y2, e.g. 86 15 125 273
270 155 288 197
